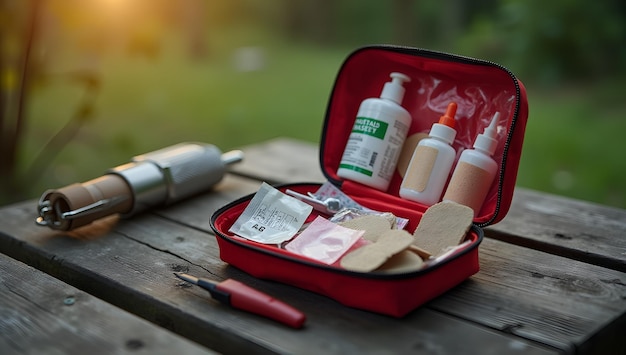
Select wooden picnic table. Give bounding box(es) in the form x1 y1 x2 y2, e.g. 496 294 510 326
0 137 624 354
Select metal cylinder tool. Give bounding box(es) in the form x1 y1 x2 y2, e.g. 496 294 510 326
36 142 243 231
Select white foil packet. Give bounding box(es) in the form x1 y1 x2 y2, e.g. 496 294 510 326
229 182 313 244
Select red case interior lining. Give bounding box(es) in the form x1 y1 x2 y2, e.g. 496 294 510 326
320 47 528 226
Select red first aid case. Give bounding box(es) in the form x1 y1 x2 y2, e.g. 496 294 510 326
211 45 529 317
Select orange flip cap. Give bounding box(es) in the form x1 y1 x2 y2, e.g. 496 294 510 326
438 102 457 128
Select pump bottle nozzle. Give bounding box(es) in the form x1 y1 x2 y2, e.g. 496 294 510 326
380 72 411 104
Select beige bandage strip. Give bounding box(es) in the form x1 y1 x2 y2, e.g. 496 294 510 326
442 161 494 215
376 250 424 273
407 244 433 259
338 215 393 242
402 145 438 192
412 201 473 256
340 229 415 272
397 132 429 178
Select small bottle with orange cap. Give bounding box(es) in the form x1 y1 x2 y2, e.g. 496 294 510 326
400 102 458 206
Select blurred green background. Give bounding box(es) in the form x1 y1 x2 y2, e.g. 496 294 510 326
1 0 625 209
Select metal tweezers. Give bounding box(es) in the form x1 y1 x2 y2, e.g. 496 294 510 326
284 189 342 215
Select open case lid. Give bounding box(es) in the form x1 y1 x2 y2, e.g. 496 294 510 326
319 45 529 227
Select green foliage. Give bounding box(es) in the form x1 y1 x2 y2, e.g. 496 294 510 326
2 0 626 209
261 0 626 83
518 79 626 208
487 0 625 83
18 33 345 202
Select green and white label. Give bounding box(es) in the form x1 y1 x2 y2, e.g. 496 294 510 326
338 163 373 177
351 117 388 140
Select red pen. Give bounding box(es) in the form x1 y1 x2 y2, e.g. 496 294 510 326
174 272 306 329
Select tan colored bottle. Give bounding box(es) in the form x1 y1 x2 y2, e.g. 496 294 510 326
443 112 500 216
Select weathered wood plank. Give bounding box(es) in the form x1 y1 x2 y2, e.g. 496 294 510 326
486 188 626 272
229 137 326 184
430 238 626 355
2 190 624 353
0 204 295 354
1 138 624 354
0 189 555 354
0 253 214 355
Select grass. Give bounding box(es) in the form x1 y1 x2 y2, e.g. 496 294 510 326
18 34 345 202
518 80 626 208
12 31 626 210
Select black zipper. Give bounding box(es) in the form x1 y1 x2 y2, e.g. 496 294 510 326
319 44 523 227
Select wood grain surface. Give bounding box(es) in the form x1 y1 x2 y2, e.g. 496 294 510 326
0 253 214 355
0 138 624 354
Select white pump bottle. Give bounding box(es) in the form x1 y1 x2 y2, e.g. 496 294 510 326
337 72 412 191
